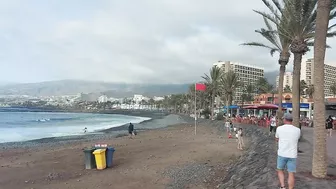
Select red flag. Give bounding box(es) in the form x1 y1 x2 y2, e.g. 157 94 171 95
195 83 206 91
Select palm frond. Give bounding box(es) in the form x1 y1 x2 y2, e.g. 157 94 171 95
241 42 279 56
261 0 282 20
253 10 279 25
255 28 282 49
271 0 284 14
327 31 336 37
328 23 336 31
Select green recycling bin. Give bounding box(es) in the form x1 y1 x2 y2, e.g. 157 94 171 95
83 147 96 169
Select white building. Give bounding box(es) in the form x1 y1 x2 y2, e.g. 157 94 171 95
98 95 108 103
213 61 264 103
153 96 164 101
276 72 293 90
302 58 336 97
133 94 150 104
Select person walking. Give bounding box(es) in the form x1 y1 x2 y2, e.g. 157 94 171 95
326 115 333 137
128 122 135 139
225 119 230 133
275 113 301 189
269 115 277 136
237 128 244 150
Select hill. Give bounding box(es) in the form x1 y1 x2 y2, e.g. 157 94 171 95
0 80 190 97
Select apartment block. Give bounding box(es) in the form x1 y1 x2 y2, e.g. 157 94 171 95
276 72 293 90
213 61 264 103
302 58 336 97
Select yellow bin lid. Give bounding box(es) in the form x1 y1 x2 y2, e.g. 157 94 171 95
92 149 106 154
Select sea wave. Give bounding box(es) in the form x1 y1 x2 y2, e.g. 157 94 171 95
0 112 151 143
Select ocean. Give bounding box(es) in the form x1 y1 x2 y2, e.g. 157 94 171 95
0 108 151 143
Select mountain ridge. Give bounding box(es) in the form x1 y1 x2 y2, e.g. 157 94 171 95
0 71 278 97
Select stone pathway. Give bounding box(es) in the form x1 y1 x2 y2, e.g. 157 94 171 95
218 123 336 189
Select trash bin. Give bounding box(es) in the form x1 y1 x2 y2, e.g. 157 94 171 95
106 147 115 168
93 149 107 170
83 148 96 169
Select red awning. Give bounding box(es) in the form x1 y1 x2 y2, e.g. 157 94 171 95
258 104 286 110
243 105 259 109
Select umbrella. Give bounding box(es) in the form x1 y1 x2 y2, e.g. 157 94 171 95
258 104 286 110
243 105 259 109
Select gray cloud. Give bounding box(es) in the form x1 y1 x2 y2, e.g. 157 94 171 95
1 0 336 83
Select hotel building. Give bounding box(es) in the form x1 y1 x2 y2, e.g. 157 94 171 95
276 72 293 90
213 61 264 103
302 58 336 97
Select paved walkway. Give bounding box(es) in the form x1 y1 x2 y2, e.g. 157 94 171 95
301 127 336 163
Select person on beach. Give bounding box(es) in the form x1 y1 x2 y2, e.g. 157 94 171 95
225 119 230 133
269 115 277 136
83 127 87 133
326 115 333 137
237 128 244 150
229 121 234 133
128 122 135 138
275 113 301 189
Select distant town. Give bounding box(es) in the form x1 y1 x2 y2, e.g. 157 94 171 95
0 93 166 111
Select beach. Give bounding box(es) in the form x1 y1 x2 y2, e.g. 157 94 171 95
0 116 244 189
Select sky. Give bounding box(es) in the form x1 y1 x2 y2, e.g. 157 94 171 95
1 0 336 84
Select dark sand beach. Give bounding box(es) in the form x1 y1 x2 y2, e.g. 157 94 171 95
0 115 245 189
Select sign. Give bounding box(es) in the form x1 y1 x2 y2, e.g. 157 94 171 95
280 103 310 109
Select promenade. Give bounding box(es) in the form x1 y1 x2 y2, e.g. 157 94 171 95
301 127 336 163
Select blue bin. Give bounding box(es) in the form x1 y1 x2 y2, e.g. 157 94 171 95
106 147 115 168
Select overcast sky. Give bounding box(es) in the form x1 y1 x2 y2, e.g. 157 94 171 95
1 0 336 84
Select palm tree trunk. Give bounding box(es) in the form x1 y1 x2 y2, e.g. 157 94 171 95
312 0 330 178
228 95 232 118
292 53 302 128
277 61 286 125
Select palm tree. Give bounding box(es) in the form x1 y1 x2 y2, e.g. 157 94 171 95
329 82 336 97
148 98 155 110
243 84 256 104
300 80 308 96
202 66 223 119
312 0 333 178
270 85 277 103
140 99 147 109
256 77 272 94
243 12 291 122
220 71 241 118
255 0 336 127
306 84 315 98
284 85 292 92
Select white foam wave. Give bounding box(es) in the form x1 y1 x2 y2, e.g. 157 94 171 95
0 114 151 143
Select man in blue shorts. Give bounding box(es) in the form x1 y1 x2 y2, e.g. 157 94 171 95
275 113 301 189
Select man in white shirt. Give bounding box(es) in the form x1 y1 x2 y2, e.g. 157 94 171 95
275 113 301 189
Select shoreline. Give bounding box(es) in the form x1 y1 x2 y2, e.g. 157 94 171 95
0 113 187 149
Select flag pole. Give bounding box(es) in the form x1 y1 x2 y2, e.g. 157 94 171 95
194 83 197 135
